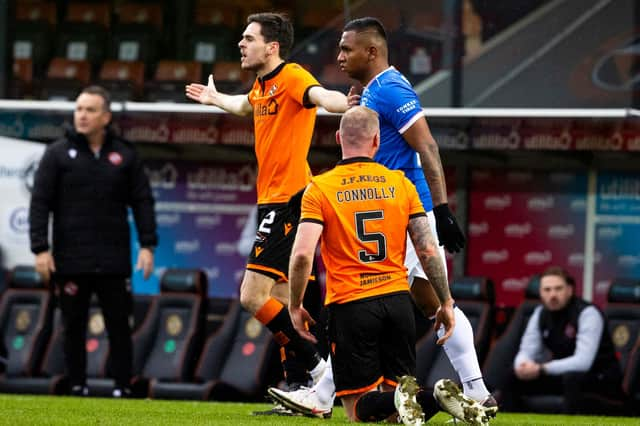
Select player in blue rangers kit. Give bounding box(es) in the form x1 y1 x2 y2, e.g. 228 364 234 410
268 18 498 423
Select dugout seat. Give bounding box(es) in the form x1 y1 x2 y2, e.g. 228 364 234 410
415 276 495 389
1 290 155 396
0 266 53 394
149 298 278 401
483 274 541 397
605 278 640 413
23 297 113 396
625 339 640 415
131 269 207 397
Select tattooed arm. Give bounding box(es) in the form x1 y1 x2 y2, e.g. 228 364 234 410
408 214 455 344
407 215 451 303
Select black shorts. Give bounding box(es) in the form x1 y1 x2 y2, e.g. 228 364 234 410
328 292 416 397
246 202 299 281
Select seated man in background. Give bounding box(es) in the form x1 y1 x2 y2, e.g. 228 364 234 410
501 266 626 414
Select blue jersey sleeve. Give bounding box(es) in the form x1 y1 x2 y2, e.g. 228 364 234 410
376 80 424 134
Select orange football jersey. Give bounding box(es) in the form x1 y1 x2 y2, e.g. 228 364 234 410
301 158 426 305
247 63 319 204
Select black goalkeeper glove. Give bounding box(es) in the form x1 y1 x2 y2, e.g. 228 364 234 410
432 203 466 253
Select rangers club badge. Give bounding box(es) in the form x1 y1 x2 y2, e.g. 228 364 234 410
108 152 123 166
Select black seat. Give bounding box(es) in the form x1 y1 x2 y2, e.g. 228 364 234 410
624 338 640 415
605 278 640 413
132 269 207 396
149 298 278 401
483 275 541 397
5 291 155 397
0 266 53 394
415 276 495 389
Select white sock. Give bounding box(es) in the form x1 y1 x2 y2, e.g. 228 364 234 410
313 356 336 406
437 306 490 402
309 357 327 385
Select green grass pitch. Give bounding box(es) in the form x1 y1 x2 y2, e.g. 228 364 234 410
0 394 637 425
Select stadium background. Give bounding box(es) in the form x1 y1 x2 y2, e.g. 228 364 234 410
0 0 639 410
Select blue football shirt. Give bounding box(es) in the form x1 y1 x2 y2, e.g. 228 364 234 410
360 67 433 212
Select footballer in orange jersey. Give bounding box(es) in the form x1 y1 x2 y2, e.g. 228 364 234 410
186 12 349 401
287 106 455 421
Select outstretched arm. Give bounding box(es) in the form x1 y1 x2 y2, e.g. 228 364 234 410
307 86 349 113
185 74 253 116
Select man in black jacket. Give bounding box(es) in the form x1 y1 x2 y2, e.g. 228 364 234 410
501 266 626 414
29 86 157 397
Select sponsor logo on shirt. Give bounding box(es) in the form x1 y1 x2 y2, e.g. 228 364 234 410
395 99 418 114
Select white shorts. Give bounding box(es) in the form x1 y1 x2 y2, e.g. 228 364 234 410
405 211 448 286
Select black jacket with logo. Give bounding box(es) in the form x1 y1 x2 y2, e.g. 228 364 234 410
29 126 157 276
539 296 620 376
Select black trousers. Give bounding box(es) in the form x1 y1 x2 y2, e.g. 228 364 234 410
501 367 627 414
55 275 132 389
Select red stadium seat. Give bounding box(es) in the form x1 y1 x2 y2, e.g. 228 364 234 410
193 4 240 29
98 60 146 100
117 3 163 30
212 61 253 93
16 2 57 27
66 2 111 28
11 58 34 98
145 60 203 102
40 57 91 100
